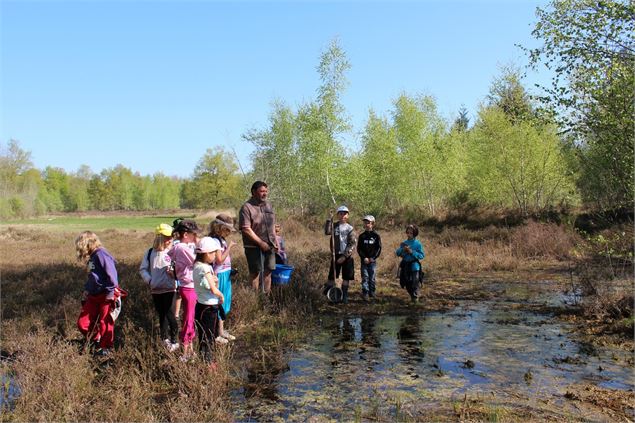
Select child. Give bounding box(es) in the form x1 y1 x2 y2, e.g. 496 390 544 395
357 215 382 301
208 214 238 344
76 231 120 356
395 224 425 303
324 205 356 304
171 218 184 321
193 237 224 368
274 223 288 265
139 223 179 352
168 219 200 361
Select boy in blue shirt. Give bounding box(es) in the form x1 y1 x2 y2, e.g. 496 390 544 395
395 224 425 303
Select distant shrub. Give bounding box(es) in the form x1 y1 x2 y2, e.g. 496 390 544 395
0 197 14 219
510 221 578 260
9 197 26 218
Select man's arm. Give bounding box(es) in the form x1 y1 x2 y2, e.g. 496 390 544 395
242 227 271 252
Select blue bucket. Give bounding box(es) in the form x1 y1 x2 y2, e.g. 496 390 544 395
272 264 294 285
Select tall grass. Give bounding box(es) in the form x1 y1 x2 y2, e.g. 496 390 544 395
0 218 604 420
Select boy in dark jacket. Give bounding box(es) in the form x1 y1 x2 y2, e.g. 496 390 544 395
357 215 382 300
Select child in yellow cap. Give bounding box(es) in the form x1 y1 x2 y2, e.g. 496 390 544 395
139 223 179 352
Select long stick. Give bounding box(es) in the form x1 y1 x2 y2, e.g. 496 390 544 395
259 250 265 294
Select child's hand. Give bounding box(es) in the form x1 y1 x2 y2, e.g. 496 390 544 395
219 294 224 305
364 257 370 264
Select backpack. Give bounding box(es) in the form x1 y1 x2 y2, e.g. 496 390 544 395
141 248 153 277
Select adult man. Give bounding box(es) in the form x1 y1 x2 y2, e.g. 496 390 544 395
239 181 278 293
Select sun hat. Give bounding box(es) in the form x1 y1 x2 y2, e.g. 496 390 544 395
214 213 236 232
175 219 201 234
155 223 173 237
195 236 221 254
362 215 375 223
336 205 349 213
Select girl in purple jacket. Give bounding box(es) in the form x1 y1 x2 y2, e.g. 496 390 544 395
76 231 119 356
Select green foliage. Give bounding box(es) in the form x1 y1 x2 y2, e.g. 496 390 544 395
181 147 242 209
357 110 400 213
451 106 470 132
467 107 577 214
487 65 537 123
247 39 351 215
528 0 635 210
392 94 455 215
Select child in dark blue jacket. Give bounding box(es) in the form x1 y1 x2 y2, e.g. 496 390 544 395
357 215 382 300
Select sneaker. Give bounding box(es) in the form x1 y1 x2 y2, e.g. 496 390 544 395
220 330 236 341
215 336 229 345
179 354 191 362
168 342 180 352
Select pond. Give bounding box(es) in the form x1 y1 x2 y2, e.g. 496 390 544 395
232 300 634 421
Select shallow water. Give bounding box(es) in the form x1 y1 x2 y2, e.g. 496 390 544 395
233 300 634 421
0 373 20 411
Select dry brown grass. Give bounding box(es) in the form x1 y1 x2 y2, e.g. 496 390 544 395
0 218 613 421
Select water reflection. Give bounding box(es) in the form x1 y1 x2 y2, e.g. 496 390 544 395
233 304 635 422
397 314 425 364
0 373 20 411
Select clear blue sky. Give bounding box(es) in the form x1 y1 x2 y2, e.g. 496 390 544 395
1 0 549 178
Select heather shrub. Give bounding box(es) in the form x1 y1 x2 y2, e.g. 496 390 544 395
510 220 578 260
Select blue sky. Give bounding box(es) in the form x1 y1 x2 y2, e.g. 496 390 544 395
1 0 549 178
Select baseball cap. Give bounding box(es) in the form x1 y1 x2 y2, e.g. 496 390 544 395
362 215 375 223
195 236 221 254
155 223 173 237
336 205 349 213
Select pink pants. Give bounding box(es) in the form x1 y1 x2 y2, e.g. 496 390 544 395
179 287 197 345
77 293 114 348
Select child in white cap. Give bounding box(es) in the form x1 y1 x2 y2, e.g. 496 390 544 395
324 205 357 304
193 236 223 368
357 215 382 301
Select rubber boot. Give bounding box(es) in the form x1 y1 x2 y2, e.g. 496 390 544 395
342 285 349 304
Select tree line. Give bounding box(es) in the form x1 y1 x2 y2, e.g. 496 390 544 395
1 0 632 220
0 143 248 218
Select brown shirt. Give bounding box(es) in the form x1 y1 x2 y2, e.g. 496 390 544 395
239 197 277 248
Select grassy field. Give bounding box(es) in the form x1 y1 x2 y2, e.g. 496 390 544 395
1 214 632 421
0 214 198 233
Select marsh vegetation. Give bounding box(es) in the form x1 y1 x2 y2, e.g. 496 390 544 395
1 213 632 421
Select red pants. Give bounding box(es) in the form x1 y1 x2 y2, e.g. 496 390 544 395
77 293 115 349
